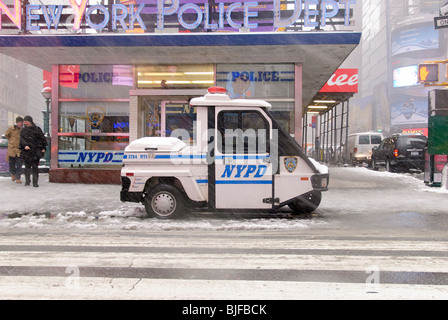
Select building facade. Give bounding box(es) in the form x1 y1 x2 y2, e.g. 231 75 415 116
0 0 360 183
0 54 43 135
50 61 298 183
351 0 448 136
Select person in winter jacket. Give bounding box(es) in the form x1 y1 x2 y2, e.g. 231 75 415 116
20 115 47 187
4 116 24 183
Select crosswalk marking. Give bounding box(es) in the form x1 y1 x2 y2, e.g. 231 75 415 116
2 234 448 251
1 277 446 300
1 233 448 299
0 251 448 272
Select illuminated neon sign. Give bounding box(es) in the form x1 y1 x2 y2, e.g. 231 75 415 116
0 0 355 32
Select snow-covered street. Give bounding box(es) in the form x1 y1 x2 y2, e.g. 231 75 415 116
0 172 324 232
0 166 447 234
1 166 448 300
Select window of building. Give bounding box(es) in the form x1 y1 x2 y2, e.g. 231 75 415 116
136 65 214 89
57 65 132 168
420 0 445 14
407 0 420 15
58 101 129 168
59 65 133 99
216 64 295 135
407 0 445 15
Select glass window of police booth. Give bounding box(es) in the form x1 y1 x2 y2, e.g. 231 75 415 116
216 64 295 134
143 99 161 138
57 65 132 168
58 102 129 168
136 65 214 89
59 65 133 99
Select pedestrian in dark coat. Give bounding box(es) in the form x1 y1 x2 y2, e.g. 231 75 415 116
20 115 47 187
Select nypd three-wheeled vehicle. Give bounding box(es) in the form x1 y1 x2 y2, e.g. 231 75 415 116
121 87 329 219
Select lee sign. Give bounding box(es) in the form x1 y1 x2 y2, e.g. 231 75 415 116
320 69 359 93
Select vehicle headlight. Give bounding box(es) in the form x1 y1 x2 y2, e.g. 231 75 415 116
311 174 329 190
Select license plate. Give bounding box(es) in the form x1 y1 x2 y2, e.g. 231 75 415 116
411 151 419 156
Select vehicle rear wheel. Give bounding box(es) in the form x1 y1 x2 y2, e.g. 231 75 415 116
288 191 322 214
350 156 357 167
144 184 187 219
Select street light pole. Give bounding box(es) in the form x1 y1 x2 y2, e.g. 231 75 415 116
41 88 52 168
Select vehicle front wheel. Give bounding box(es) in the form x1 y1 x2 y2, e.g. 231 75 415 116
288 191 322 214
372 159 379 171
144 184 187 219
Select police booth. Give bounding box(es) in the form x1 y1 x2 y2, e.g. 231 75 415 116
0 0 360 184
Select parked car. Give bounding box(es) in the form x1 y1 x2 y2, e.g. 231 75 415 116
347 132 383 166
371 134 428 172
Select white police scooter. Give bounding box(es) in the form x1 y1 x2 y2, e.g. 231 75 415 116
121 87 329 219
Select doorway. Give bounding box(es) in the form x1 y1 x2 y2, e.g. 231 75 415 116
161 101 196 143
137 93 203 142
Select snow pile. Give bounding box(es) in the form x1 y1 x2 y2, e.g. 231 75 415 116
318 166 448 223
351 167 448 194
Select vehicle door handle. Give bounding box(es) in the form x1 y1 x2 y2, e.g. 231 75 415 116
263 156 271 164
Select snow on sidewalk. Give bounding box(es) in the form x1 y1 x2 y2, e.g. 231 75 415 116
0 167 446 232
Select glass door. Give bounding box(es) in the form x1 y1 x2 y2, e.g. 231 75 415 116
142 99 161 138
161 101 196 144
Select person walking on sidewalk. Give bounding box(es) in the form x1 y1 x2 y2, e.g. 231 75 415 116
4 116 24 183
20 115 47 187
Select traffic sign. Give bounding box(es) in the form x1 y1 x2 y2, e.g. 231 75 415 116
418 64 439 83
435 16 448 29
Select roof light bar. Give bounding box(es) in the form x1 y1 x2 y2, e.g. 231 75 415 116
208 87 227 94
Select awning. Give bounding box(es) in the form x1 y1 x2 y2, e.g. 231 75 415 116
0 31 361 109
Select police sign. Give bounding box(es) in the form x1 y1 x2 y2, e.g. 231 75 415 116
59 150 124 165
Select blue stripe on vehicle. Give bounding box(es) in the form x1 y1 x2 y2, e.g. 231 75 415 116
215 155 269 160
155 155 206 159
216 180 272 185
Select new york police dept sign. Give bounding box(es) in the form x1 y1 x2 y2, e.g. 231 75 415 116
0 0 355 32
